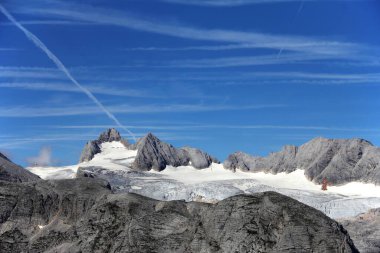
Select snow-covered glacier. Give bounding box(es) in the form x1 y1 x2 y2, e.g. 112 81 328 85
28 141 380 219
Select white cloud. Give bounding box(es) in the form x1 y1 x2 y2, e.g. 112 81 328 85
163 53 336 68
0 103 286 117
14 2 364 58
0 48 19 51
161 0 363 6
26 146 52 166
51 124 380 133
0 4 137 141
0 82 160 98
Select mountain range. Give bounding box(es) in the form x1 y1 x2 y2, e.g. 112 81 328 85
2 128 380 252
224 137 380 185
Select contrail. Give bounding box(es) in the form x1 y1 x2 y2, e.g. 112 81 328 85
0 4 136 142
277 0 304 59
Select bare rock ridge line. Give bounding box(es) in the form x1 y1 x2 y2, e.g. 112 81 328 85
0 178 358 253
0 152 40 182
339 208 380 253
224 137 380 185
80 128 219 170
132 132 219 171
80 128 380 184
79 128 129 162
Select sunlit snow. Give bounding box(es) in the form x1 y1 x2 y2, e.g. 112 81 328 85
27 141 380 219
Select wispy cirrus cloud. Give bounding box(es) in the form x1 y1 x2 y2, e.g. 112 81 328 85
0 3 137 141
0 82 162 98
51 124 380 133
161 52 339 68
0 47 20 51
12 1 365 58
0 20 96 26
2 66 379 86
161 0 364 6
0 132 203 148
0 103 286 117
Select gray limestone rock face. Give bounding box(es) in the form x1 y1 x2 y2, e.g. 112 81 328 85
79 128 129 162
223 151 261 172
79 140 101 163
180 146 220 169
224 137 380 185
0 153 40 183
0 178 358 253
132 133 189 171
132 133 218 171
98 128 122 143
339 208 380 253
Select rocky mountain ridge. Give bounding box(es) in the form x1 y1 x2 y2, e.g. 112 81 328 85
0 152 40 183
0 177 358 253
80 129 219 171
79 128 129 162
224 137 380 185
132 132 219 171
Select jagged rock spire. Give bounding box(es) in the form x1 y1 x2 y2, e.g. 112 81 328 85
98 128 122 143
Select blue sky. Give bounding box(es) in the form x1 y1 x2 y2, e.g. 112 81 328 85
0 0 380 166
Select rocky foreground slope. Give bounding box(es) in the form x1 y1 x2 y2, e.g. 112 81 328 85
224 137 380 185
339 208 380 253
0 177 358 253
0 152 40 182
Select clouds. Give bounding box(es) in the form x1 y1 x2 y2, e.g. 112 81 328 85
12 1 365 59
26 146 52 166
161 0 363 6
0 103 286 117
1 0 380 165
52 123 380 133
0 82 161 98
0 4 138 141
0 48 19 51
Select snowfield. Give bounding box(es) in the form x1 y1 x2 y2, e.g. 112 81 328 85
27 141 380 219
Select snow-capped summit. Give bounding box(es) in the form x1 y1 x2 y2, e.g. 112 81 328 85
79 128 129 162
26 130 380 221
79 130 219 171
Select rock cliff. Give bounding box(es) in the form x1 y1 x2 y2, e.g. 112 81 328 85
224 137 380 185
0 178 358 253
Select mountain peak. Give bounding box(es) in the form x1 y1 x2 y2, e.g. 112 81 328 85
98 128 122 143
224 136 380 185
79 128 129 162
132 133 218 171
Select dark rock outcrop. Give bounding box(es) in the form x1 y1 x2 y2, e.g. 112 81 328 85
224 137 380 185
0 178 358 253
339 208 380 253
79 128 129 162
0 152 40 183
132 133 218 171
